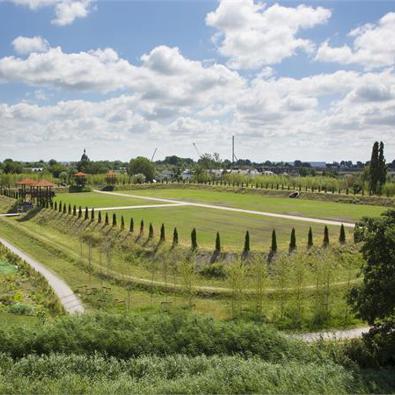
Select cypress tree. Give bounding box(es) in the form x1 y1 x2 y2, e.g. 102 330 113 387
289 228 296 252
63 204 66 214
84 207 89 221
191 228 198 250
112 213 117 227
121 216 125 230
73 205 76 216
68 204 71 215
160 223 165 242
58 202 62 212
173 227 179 246
91 208 95 221
105 212 109 226
378 141 387 192
369 141 379 194
78 206 82 218
140 219 144 235
215 231 221 252
307 227 313 249
271 229 277 253
339 224 346 244
148 223 154 239
129 218 134 233
98 211 102 223
243 230 250 253
323 226 329 247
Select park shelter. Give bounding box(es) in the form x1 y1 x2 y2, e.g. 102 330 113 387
16 178 55 206
74 171 87 187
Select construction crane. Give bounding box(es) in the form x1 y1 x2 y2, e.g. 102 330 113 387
192 142 201 157
151 147 158 162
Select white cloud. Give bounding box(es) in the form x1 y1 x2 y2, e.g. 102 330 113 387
316 12 395 69
52 0 92 26
7 0 94 25
12 36 49 55
206 0 331 69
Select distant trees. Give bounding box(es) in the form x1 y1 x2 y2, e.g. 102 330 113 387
368 141 387 194
128 157 155 182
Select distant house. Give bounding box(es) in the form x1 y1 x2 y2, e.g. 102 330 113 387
181 169 193 181
158 169 175 181
208 169 224 178
263 170 274 176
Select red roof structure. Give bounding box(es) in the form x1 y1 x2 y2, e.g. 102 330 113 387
16 178 36 186
35 179 55 188
74 172 87 177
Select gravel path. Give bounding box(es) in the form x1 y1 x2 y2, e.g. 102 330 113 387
293 326 370 342
0 236 84 314
94 190 355 228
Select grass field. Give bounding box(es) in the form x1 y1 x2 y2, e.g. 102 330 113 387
53 189 386 251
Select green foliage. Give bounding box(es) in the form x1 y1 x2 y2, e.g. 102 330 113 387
97 211 102 224
105 212 109 226
112 213 117 227
200 263 226 279
243 231 250 253
339 224 346 244
128 157 155 182
323 226 330 247
173 227 178 246
271 229 277 253
140 220 144 235
215 232 221 252
121 216 125 231
84 207 89 221
78 206 82 218
129 218 134 233
148 223 154 239
91 208 95 222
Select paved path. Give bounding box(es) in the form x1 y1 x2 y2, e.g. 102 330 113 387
94 190 355 228
0 213 19 217
92 202 189 211
0 236 84 314
293 326 370 342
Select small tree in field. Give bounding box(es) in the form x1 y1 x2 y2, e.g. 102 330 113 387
129 218 134 233
58 201 62 213
173 227 179 247
54 202 57 211
148 223 154 239
105 212 109 226
63 204 66 214
243 231 250 254
98 211 102 223
339 224 346 244
68 204 71 215
121 216 125 230
78 206 82 218
91 208 95 222
191 228 198 250
140 220 144 235
160 224 165 242
289 228 296 252
112 213 117 227
307 227 313 249
73 205 76 216
323 226 329 247
271 229 277 254
84 207 89 221
215 232 221 252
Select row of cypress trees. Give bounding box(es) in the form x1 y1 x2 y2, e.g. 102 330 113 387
51 201 347 253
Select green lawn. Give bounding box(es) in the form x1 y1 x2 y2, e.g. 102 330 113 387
117 188 386 222
54 192 170 208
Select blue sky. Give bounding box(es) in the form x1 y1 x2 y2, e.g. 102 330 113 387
0 0 394 162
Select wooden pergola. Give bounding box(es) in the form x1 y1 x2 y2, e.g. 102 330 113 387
74 171 87 187
16 178 55 206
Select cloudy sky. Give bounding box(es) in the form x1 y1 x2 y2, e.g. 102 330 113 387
0 0 394 162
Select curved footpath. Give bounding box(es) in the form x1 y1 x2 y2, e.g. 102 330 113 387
0 236 84 314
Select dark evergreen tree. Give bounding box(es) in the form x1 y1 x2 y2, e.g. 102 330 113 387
63 204 66 214
129 218 134 233
78 206 82 218
191 228 198 250
215 232 221 252
369 141 379 194
58 202 62 212
91 208 95 221
121 216 125 230
98 211 102 223
339 224 346 244
323 226 330 247
148 223 154 239
140 219 144 235
68 204 71 215
112 213 117 227
160 223 165 242
289 228 296 252
307 227 313 249
73 205 76 216
243 230 250 253
378 141 387 192
173 227 179 246
84 207 88 220
105 212 109 226
271 229 277 253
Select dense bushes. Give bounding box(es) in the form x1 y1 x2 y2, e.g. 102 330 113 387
0 312 323 362
0 353 370 394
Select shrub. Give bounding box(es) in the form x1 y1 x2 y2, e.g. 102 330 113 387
191 228 197 250
148 223 154 239
173 227 179 246
160 224 165 242
271 229 277 253
323 226 330 247
129 218 134 233
307 227 313 249
215 232 221 252
339 224 346 244
243 231 250 253
289 228 296 252
112 213 117 227
200 263 226 279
